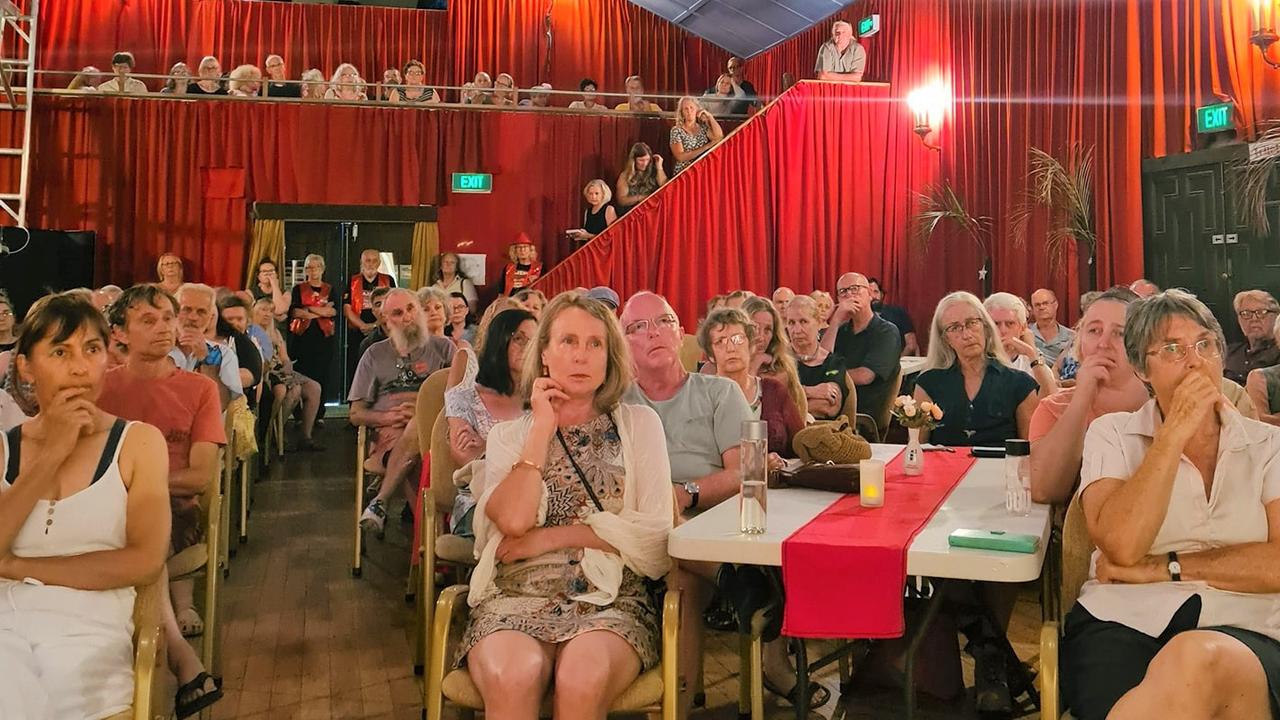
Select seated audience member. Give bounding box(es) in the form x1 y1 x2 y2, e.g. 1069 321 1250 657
1030 288 1075 366
742 296 808 417
216 294 265 406
187 56 226 95
0 292 171 720
353 289 455 534
700 308 802 458
814 20 866 82
432 252 480 311
227 64 263 97
252 298 322 451
325 63 366 101
820 273 902 421
512 288 548 319
492 73 517 106
700 73 746 117
566 179 618 247
723 56 760 114
670 96 725 174
786 295 851 420
68 66 102 91
585 286 621 311
99 284 226 716
1248 317 1280 426
263 54 300 98
915 291 1038 446
869 277 920 355
377 68 403 102
249 258 290 320
358 286 394 357
615 75 663 112
811 290 834 329
568 78 604 110
471 72 494 104
299 68 326 99
445 293 477 346
161 62 190 94
984 292 1058 396
519 83 553 107
614 142 668 214
417 286 452 339
1029 287 1147 505
345 248 397 380
460 292 673 719
1225 289 1280 385
97 51 148 94
157 251 185 296
0 292 15 351
723 290 752 311
1128 278 1159 297
1062 288 1280 720
170 283 243 408
93 284 124 314
771 287 795 317
501 236 543 296
460 81 479 104
442 307 536 535
392 60 439 104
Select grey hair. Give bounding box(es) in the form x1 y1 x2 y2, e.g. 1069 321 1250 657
303 253 325 270
416 285 449 309
177 282 216 310
983 292 1027 326
697 307 755 357
923 291 1011 372
833 20 854 32
1232 289 1280 313
1124 289 1226 375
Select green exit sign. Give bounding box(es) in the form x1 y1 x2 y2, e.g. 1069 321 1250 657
451 172 493 194
858 14 881 38
1196 102 1234 134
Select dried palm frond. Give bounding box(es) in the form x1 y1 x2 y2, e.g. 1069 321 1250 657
1010 145 1098 273
911 181 990 254
1229 121 1280 234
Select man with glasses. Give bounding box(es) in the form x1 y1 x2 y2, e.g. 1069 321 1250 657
262 54 300 98
820 272 902 426
1030 288 1075 366
1224 289 1280 385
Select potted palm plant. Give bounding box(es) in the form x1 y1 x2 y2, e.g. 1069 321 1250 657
1010 145 1099 292
912 181 993 296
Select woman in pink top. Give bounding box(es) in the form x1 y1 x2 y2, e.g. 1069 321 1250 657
1029 286 1149 504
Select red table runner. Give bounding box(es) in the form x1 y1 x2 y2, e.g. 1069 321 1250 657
780 451 976 638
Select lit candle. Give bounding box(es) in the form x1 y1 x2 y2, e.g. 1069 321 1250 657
860 459 885 507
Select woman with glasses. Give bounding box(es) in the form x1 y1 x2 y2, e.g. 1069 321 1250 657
492 72 517 106
0 292 16 352
914 291 1039 447
784 295 850 420
1061 289 1280 720
390 59 439 104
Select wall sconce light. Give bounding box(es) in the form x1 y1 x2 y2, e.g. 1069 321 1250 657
1252 0 1280 68
906 83 947 151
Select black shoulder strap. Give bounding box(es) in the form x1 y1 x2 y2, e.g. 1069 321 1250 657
91 419 128 485
4 424 19 484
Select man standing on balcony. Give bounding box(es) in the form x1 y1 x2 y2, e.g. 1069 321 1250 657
814 20 866 82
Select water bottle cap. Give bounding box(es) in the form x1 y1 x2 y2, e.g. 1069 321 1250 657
742 420 767 440
1005 439 1030 457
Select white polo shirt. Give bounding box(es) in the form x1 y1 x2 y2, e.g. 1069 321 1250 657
1077 399 1280 641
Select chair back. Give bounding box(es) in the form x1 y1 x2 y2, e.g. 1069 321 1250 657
430 413 460 514
678 334 702 372
416 368 452 453
1059 496 1095 619
838 380 858 426
873 365 904 439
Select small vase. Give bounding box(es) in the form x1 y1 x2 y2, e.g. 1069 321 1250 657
904 427 924 476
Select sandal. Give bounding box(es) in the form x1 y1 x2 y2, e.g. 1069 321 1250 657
175 672 223 719
762 674 832 710
175 606 204 637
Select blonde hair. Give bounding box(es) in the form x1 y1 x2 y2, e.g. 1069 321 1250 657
156 252 183 280
675 95 702 122
228 64 262 94
923 291 1011 372
583 179 613 206
742 296 808 416
520 291 633 413
474 297 518 355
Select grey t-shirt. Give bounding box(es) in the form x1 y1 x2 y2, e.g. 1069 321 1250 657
623 373 753 484
348 336 455 411
814 39 867 76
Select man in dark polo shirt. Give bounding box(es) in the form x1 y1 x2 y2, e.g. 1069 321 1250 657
820 272 902 421
868 277 919 356
1224 289 1280 385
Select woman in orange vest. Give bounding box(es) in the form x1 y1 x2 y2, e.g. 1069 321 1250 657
501 234 542 296
288 253 339 404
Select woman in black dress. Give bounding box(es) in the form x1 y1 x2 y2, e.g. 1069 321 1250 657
288 254 338 403
565 179 618 249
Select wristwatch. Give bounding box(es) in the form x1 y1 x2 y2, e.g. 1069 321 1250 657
1167 551 1182 582
682 481 700 510
1029 357 1044 369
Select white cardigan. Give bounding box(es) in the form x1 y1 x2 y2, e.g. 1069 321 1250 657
469 403 674 607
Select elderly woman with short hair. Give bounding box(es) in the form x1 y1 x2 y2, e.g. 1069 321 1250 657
984 292 1058 397
416 286 451 339
325 63 366 101
784 295 850 420
914 291 1039 446
1063 289 1280 720
299 68 326 99
566 179 618 247
227 64 263 97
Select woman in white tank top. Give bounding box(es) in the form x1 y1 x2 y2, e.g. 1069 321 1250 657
0 292 172 720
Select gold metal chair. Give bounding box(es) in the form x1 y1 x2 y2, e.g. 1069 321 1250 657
218 414 234 576
855 365 904 442
838 380 858 426
409 369 453 592
353 424 367 578
105 575 172 720
1039 498 1092 720
167 447 225 674
424 585 681 720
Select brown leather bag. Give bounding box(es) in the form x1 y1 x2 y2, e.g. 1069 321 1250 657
771 462 861 493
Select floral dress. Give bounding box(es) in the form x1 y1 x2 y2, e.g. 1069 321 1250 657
456 414 661 669
670 123 710 173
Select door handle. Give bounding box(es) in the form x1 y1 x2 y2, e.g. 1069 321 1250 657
1226 233 1239 244
1222 272 1231 280
1212 234 1226 245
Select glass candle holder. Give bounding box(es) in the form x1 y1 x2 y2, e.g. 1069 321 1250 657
860 458 885 507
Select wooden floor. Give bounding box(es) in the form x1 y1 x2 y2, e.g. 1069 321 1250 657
213 422 1045 719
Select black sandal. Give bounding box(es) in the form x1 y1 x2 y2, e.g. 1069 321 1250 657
762 675 832 710
176 672 223 719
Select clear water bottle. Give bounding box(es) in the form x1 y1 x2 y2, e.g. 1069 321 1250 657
1005 439 1031 516
739 420 768 534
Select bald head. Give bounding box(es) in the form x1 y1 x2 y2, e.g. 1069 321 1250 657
833 272 872 322
621 292 682 377
1030 288 1059 324
772 287 795 316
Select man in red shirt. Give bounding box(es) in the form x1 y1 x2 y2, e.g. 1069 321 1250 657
99 283 226 714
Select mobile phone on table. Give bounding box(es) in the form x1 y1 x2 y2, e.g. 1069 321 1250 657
948 529 1039 554
970 446 1006 459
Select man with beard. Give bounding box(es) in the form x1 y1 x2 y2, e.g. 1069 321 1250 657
352 289 455 535
343 248 396 389
168 283 243 409
97 283 226 715
868 277 918 356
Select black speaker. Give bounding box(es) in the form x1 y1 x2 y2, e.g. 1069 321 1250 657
0 227 96 320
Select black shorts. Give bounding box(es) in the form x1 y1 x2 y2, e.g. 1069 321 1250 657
1062 595 1280 720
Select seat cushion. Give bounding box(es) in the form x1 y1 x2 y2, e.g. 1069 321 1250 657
442 666 663 713
105 710 132 720
436 534 476 565
167 543 208 578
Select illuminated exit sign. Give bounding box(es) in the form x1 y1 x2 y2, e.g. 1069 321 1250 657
858 14 881 38
451 172 493 193
1196 102 1234 134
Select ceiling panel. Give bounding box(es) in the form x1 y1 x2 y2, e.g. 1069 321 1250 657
629 0 853 58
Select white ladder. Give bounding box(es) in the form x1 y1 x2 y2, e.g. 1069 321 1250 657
0 0 37 227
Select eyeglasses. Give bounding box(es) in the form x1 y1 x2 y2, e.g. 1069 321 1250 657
1237 309 1277 321
1147 338 1222 363
711 333 747 350
943 317 985 336
625 314 679 336
836 284 867 299
0 310 13 318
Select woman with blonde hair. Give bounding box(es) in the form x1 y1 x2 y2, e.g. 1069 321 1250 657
227 64 263 97
156 252 184 296
299 68 326 99
160 62 190 94
459 290 673 719
700 73 745 117
614 142 668 215
669 96 724 173
743 296 808 417
325 63 366 101
566 179 617 246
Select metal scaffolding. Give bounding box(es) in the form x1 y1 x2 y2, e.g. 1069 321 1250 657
0 0 36 227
